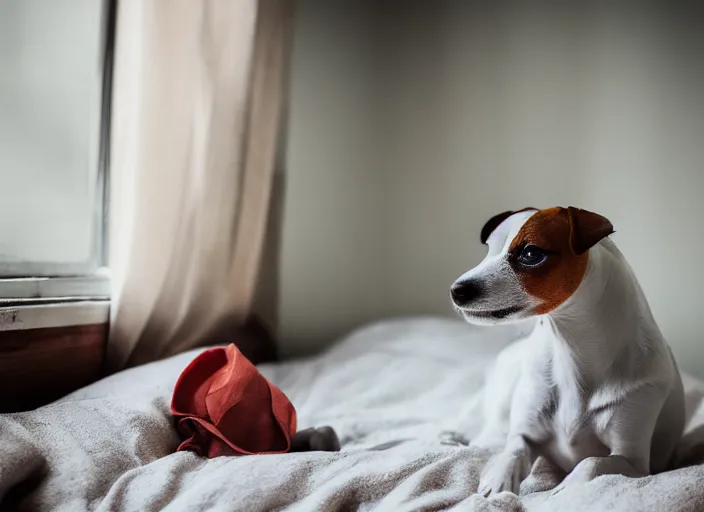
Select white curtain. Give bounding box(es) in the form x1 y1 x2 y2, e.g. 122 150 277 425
108 0 292 371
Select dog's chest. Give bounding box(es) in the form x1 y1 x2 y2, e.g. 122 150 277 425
541 384 610 472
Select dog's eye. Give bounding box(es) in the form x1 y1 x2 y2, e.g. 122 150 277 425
518 245 547 267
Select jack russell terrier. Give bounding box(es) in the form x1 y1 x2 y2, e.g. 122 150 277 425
450 206 684 496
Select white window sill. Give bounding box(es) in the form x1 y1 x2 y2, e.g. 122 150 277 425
0 301 109 331
0 268 110 330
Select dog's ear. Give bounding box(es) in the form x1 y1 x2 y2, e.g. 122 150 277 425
480 208 538 244
480 211 514 244
566 207 614 255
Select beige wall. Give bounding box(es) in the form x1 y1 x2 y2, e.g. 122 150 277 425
278 0 387 355
281 1 704 376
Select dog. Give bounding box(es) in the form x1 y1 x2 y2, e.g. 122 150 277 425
450 206 685 496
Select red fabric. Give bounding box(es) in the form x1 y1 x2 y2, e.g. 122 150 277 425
170 344 297 457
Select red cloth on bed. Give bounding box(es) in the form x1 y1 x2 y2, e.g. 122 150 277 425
170 344 297 457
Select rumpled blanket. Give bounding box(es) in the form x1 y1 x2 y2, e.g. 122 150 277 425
1 317 703 511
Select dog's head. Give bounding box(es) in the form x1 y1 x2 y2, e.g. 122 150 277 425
450 206 614 325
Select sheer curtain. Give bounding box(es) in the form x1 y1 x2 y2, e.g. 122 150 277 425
107 0 292 371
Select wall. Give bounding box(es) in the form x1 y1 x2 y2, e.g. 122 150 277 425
380 1 704 376
278 0 387 355
281 1 704 376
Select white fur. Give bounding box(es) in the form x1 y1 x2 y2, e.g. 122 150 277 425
452 212 685 496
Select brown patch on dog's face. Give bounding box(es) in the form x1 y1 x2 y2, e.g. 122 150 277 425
509 208 589 315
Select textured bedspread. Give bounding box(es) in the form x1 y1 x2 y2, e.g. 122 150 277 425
1 318 704 511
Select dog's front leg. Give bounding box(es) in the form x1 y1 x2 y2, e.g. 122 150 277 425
471 340 528 450
477 435 534 496
478 349 552 497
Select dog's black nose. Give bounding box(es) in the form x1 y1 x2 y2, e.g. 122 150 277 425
450 280 483 306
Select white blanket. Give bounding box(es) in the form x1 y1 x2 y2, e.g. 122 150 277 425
1 317 704 511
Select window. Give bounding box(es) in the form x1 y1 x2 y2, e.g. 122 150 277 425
0 0 114 304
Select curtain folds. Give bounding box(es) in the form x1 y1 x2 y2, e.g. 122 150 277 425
108 0 292 371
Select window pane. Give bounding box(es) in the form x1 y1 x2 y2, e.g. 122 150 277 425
0 0 105 276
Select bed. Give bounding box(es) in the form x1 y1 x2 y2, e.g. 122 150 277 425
1 317 703 511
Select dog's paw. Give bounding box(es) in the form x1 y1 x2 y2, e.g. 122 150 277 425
520 473 559 495
549 455 645 497
547 458 601 497
519 456 565 495
477 451 531 497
